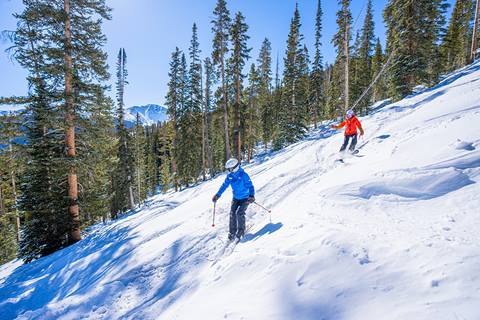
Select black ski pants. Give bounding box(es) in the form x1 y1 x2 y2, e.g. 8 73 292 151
340 134 358 152
229 198 249 237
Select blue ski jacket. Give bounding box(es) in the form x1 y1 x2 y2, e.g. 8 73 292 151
216 167 255 200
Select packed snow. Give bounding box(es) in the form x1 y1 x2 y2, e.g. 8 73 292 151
1 62 480 319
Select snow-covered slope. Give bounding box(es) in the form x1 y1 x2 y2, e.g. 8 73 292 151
125 104 168 126
1 63 480 320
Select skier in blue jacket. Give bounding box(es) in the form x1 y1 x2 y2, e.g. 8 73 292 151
212 158 255 240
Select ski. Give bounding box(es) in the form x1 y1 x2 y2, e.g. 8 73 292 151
211 224 253 265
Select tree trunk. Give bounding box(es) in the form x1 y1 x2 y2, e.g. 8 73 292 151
9 145 20 243
234 74 241 161
344 18 350 113
64 0 81 243
247 98 253 163
128 183 135 209
313 90 318 129
201 66 206 181
471 0 480 63
204 78 213 176
171 114 179 191
221 54 231 160
0 176 5 217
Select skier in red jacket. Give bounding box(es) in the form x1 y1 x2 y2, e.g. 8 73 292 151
331 109 364 152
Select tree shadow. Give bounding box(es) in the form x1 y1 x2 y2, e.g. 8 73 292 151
0 224 140 319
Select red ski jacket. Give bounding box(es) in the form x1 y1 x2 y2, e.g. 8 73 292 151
335 116 364 136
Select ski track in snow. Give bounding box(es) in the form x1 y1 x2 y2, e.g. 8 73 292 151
1 62 480 319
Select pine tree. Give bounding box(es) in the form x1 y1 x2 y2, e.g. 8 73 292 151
203 57 216 174
0 111 24 262
0 112 24 243
426 0 449 84
176 52 196 186
350 31 362 109
18 85 70 262
165 48 182 191
311 0 324 127
371 38 387 102
333 0 353 114
212 0 232 160
63 0 82 243
471 0 480 62
78 93 116 224
133 113 147 203
158 122 174 193
384 0 448 99
7 0 112 261
245 63 260 162
257 38 273 147
356 0 375 114
275 4 308 148
441 0 475 71
229 12 251 160
112 48 135 216
177 23 203 185
299 44 312 127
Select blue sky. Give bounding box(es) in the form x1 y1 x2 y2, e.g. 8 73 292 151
0 0 455 107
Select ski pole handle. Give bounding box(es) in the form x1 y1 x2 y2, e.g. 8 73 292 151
212 202 216 227
253 201 271 213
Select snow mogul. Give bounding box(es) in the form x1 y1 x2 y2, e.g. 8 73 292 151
212 158 255 241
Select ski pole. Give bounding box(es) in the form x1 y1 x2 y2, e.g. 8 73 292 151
212 202 216 227
253 201 271 213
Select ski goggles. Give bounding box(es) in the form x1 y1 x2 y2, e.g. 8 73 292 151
227 163 240 173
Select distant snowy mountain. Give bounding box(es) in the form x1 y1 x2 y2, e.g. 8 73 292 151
0 103 168 127
124 104 168 127
0 105 24 116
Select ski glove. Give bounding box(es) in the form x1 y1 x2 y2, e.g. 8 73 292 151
212 194 219 202
247 196 255 204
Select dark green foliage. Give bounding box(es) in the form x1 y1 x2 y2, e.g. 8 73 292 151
133 113 148 203
111 48 135 216
229 12 251 160
5 0 113 262
77 93 116 225
258 38 274 147
441 0 475 72
384 0 449 99
211 0 232 160
332 0 352 114
245 63 260 161
275 4 308 149
144 125 160 194
371 39 388 102
0 214 17 264
203 57 216 174
310 0 324 126
355 0 375 114
0 112 24 263
176 24 203 186
18 86 70 262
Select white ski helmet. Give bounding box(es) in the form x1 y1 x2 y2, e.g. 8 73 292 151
346 109 354 119
225 158 240 173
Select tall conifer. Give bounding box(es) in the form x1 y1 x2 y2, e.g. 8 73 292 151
212 0 232 160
